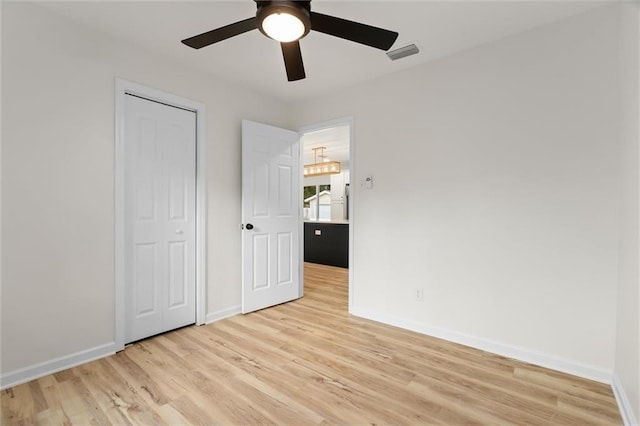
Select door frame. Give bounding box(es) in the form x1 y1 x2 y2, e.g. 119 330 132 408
114 78 207 351
298 117 354 311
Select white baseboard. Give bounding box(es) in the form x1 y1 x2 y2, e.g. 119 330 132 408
1 305 242 390
0 342 116 390
350 306 612 384
205 305 241 324
612 373 639 426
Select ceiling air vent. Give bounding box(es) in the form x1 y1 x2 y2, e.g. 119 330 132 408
386 43 420 61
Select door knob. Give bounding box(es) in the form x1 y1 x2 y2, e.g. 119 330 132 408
245 223 254 230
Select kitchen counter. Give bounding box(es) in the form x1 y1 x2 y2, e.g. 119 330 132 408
304 220 349 225
304 222 349 268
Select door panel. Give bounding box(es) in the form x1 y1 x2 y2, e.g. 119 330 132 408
135 243 157 315
242 120 301 313
277 165 293 215
168 241 187 307
253 163 270 217
277 232 293 285
252 233 270 290
124 94 196 343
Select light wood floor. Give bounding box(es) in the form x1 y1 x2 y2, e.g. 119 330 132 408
2 263 622 425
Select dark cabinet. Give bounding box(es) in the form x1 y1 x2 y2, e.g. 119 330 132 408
304 222 349 268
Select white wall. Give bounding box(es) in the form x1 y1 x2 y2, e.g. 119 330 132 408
293 5 626 378
614 4 640 424
303 175 331 187
1 2 290 377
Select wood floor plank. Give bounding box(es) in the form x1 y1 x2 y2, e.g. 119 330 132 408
1 262 623 425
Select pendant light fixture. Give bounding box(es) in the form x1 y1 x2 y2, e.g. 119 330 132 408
304 147 341 177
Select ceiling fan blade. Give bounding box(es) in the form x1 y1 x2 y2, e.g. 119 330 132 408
310 12 398 51
182 17 257 49
281 41 306 82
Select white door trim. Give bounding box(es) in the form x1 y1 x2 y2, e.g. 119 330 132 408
114 78 207 351
298 117 354 312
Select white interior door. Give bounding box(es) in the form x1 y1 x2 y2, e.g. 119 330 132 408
124 94 196 343
242 120 301 314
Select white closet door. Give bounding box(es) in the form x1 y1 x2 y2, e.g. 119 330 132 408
124 94 196 343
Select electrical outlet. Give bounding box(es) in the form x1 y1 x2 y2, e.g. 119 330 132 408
414 288 424 302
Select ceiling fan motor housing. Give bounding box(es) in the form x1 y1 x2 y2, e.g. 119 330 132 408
256 1 312 41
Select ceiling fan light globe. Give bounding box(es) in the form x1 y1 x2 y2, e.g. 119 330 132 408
256 2 311 43
262 12 305 42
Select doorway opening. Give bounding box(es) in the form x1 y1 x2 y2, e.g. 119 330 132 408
299 118 354 311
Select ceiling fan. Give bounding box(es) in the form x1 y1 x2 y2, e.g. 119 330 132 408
181 0 399 82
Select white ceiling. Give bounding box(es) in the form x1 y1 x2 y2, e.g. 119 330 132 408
35 0 612 104
301 124 350 165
